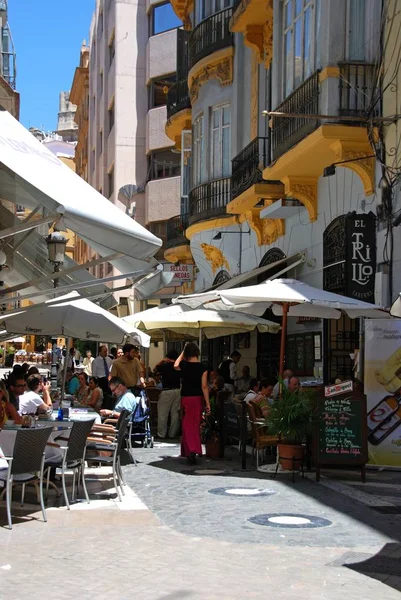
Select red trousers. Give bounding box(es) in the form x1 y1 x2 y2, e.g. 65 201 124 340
181 395 203 457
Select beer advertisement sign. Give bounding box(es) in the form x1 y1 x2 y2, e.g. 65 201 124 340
365 319 401 467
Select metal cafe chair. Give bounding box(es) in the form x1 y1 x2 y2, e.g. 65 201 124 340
0 427 53 530
45 418 96 509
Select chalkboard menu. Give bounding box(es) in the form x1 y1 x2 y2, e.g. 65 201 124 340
315 391 368 482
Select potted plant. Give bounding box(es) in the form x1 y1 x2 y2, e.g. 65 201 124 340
265 384 316 470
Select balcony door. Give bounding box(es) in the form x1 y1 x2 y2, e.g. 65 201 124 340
195 0 231 24
210 104 231 181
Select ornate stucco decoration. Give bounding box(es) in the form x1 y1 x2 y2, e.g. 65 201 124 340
281 176 318 223
245 209 285 246
189 50 233 104
230 0 273 68
200 243 230 274
331 141 375 196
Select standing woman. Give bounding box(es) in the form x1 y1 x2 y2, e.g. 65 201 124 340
174 342 211 464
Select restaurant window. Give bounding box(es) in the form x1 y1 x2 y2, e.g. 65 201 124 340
149 74 175 108
210 103 231 180
192 113 204 187
151 2 181 35
286 332 317 376
283 0 316 98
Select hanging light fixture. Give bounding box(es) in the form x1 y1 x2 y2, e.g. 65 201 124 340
46 231 68 267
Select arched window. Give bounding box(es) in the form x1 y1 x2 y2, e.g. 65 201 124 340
213 270 230 287
259 248 286 268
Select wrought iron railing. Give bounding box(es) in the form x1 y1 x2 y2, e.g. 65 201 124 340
189 8 233 70
165 213 189 249
271 70 320 161
339 62 380 119
167 79 191 120
148 220 168 261
189 177 231 225
231 137 269 199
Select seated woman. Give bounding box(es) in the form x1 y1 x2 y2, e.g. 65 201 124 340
0 381 22 426
84 376 104 411
253 378 275 417
74 372 89 405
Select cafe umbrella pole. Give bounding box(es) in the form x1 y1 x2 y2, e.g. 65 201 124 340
279 302 289 380
60 337 71 402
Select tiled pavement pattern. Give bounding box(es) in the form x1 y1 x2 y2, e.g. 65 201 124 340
0 443 400 598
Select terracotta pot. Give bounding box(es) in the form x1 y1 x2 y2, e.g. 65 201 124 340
205 439 220 459
278 443 304 470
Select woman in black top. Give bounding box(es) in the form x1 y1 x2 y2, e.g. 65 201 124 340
175 342 210 464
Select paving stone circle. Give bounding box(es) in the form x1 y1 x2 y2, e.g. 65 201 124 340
248 513 332 529
208 487 278 497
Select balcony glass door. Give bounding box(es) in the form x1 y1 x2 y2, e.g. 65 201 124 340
196 0 231 24
211 104 231 180
283 0 316 98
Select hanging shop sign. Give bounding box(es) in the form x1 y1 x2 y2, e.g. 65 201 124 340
164 263 194 286
365 319 401 468
345 212 376 303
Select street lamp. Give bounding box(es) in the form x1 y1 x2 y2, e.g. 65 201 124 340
46 231 68 287
46 230 67 391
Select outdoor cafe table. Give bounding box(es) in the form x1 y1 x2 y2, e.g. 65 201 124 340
0 410 101 469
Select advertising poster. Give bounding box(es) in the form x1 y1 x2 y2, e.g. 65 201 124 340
365 319 401 467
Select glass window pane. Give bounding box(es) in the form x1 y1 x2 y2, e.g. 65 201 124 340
348 0 365 60
285 31 293 96
294 18 301 88
285 1 293 28
295 0 303 15
222 105 230 126
212 129 220 178
222 127 230 177
303 6 312 78
153 3 182 35
213 109 219 128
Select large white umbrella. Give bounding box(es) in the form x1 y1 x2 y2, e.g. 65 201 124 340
175 279 387 375
123 303 280 340
390 294 401 317
0 292 150 347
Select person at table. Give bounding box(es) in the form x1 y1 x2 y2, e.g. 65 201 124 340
253 378 275 417
154 349 181 440
236 365 253 394
92 345 113 397
85 376 104 411
65 368 80 395
19 374 52 415
288 376 300 393
110 343 144 393
243 378 260 403
174 342 211 465
82 349 94 376
273 368 293 399
6 374 27 411
218 351 241 394
75 372 89 405
100 377 139 418
0 381 22 426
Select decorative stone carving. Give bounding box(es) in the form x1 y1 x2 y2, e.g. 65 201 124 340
189 55 233 103
282 176 318 222
230 0 273 68
200 243 230 274
246 209 285 246
244 25 264 61
331 141 375 196
263 17 273 68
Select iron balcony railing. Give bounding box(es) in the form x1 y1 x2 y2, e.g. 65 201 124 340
189 177 231 225
189 8 233 70
339 62 380 119
272 70 320 161
165 213 190 249
148 220 168 261
231 137 269 200
166 79 191 120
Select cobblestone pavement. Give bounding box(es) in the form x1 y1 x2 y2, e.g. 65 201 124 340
0 443 401 599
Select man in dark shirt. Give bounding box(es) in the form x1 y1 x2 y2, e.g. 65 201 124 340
154 349 181 439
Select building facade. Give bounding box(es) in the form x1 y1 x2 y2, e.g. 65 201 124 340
56 91 78 142
83 0 193 315
164 0 400 379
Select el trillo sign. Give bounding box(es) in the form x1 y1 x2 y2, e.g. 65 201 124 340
345 212 376 303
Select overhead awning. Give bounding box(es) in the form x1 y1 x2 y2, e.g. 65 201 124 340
0 108 161 261
209 252 305 291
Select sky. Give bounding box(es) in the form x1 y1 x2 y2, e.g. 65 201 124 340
9 0 95 132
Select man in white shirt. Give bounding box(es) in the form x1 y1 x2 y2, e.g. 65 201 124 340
82 349 94 376
19 374 52 415
273 369 293 399
243 379 260 403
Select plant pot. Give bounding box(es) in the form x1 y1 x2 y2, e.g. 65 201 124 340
205 439 220 459
278 443 304 470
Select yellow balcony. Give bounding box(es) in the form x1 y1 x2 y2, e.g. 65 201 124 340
230 0 273 66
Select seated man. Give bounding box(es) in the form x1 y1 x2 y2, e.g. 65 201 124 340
287 376 300 393
253 378 275 417
243 378 260 403
273 369 293 398
236 366 253 393
100 376 139 419
19 374 52 415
